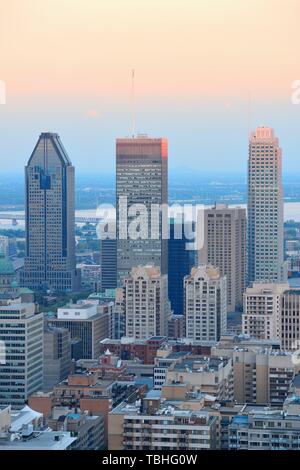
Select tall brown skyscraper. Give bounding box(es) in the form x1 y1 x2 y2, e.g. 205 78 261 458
199 204 246 312
116 136 168 286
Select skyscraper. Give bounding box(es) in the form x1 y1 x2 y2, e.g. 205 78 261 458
116 136 168 286
199 204 246 312
184 265 227 342
0 300 44 408
100 239 117 290
168 219 196 315
248 127 286 284
242 282 288 341
45 302 109 359
43 325 72 391
124 266 169 340
21 132 80 292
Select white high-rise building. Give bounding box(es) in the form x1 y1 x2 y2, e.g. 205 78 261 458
124 266 169 340
248 127 286 284
199 204 246 312
0 300 44 408
184 265 227 342
242 283 289 341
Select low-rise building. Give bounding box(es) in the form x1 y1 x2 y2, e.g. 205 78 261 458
45 301 109 359
228 407 300 450
0 405 76 450
100 336 166 364
242 283 288 341
168 314 184 340
48 410 105 450
77 263 101 291
212 335 299 405
76 349 127 379
43 326 72 391
153 346 191 390
166 356 233 401
28 370 146 446
109 390 218 450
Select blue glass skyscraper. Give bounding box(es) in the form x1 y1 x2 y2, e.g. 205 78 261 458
168 219 196 315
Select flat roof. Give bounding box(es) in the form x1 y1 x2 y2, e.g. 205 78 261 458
232 415 249 425
170 351 190 358
110 400 215 424
46 311 104 322
145 390 161 400
60 303 95 310
173 356 227 372
0 431 76 450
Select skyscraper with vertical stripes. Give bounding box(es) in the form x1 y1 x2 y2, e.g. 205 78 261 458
21 132 80 292
116 135 168 286
247 127 286 285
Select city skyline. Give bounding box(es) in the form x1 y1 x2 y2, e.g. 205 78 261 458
2 0 300 458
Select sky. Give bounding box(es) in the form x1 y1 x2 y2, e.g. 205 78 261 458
0 0 300 174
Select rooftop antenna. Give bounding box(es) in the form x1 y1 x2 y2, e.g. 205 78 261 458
131 69 135 138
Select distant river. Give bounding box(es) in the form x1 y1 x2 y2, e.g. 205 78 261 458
1 202 300 229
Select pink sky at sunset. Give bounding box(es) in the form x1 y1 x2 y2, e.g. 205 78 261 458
1 0 299 98
0 0 300 172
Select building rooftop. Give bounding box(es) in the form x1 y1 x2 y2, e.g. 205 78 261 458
46 310 103 322
19 287 34 294
0 430 76 450
88 290 116 300
0 405 10 411
172 356 228 373
232 415 249 426
0 252 15 276
166 351 189 360
246 282 289 295
28 132 72 166
284 394 300 405
61 303 94 310
111 399 215 426
284 289 300 295
189 264 222 281
66 413 81 420
144 389 161 400
10 406 43 433
100 336 166 346
233 334 280 346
